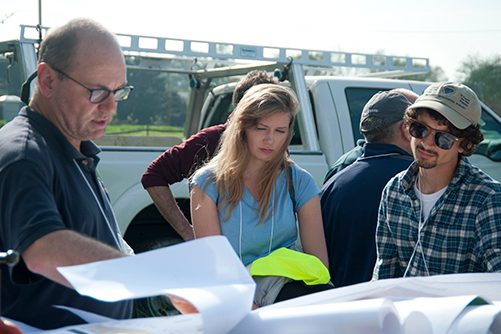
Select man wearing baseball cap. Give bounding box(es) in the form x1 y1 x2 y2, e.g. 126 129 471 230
321 89 417 287
373 82 501 279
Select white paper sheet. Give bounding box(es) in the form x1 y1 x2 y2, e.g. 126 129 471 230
257 273 501 333
230 298 401 334
54 305 113 323
394 295 489 334
448 304 501 334
14 239 501 333
4 317 41 333
27 314 204 334
231 294 501 334
57 236 255 334
263 273 501 310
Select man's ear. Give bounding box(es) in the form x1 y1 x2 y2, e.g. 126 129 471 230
457 139 467 154
400 121 411 141
36 63 58 98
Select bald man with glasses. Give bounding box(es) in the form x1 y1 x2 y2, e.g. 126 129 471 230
0 18 134 329
373 82 501 280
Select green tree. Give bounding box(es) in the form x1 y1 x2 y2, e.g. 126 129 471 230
459 55 501 117
117 69 169 125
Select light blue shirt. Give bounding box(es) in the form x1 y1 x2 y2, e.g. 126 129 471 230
192 162 319 266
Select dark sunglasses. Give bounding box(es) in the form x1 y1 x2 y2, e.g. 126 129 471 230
408 120 459 150
50 65 133 104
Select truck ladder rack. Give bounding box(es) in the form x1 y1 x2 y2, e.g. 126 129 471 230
19 25 429 77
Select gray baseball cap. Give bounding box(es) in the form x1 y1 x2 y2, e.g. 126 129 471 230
360 91 411 133
409 82 481 129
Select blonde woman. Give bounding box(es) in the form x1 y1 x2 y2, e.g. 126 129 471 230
190 84 331 306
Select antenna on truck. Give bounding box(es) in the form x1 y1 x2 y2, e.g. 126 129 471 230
35 0 43 57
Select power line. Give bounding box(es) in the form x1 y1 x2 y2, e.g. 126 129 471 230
345 29 501 34
0 13 15 24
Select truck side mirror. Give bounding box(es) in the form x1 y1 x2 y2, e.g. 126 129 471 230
0 95 24 123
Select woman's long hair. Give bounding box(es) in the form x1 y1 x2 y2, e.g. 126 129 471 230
206 84 299 223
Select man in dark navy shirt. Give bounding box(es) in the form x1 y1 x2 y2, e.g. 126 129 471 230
320 89 417 288
0 18 134 329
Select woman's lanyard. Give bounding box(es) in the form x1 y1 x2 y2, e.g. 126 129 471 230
239 189 275 262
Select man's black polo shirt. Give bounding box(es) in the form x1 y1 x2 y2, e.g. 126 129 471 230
321 143 413 288
0 107 132 329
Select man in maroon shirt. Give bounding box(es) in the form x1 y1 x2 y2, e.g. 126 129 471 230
141 70 278 240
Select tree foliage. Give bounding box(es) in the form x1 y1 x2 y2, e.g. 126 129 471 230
459 55 501 116
116 69 188 127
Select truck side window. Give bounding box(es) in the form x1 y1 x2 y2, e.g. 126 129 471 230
203 93 233 128
1 51 25 126
0 55 8 127
94 58 192 147
0 55 9 96
344 88 383 143
290 120 302 146
477 107 501 161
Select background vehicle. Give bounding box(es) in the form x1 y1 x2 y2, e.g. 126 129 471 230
1 25 499 250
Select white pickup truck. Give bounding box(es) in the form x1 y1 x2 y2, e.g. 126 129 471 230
1 26 500 250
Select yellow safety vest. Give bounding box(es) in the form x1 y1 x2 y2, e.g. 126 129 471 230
249 247 330 285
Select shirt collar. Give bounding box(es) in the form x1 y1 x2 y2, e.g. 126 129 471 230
21 106 101 162
362 143 411 158
401 155 470 194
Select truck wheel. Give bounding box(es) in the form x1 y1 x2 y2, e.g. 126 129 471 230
124 205 184 253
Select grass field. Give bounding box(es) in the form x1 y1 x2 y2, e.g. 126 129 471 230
0 121 184 138
96 124 185 146
105 124 184 138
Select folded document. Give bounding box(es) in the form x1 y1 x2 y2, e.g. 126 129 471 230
12 236 501 334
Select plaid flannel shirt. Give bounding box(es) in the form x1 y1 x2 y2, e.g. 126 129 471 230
373 156 501 279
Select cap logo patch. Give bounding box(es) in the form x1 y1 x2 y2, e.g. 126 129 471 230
442 86 455 95
458 94 471 109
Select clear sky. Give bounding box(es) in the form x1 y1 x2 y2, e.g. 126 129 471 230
1 0 500 80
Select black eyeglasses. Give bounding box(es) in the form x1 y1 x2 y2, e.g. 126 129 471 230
408 120 459 150
50 65 133 104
